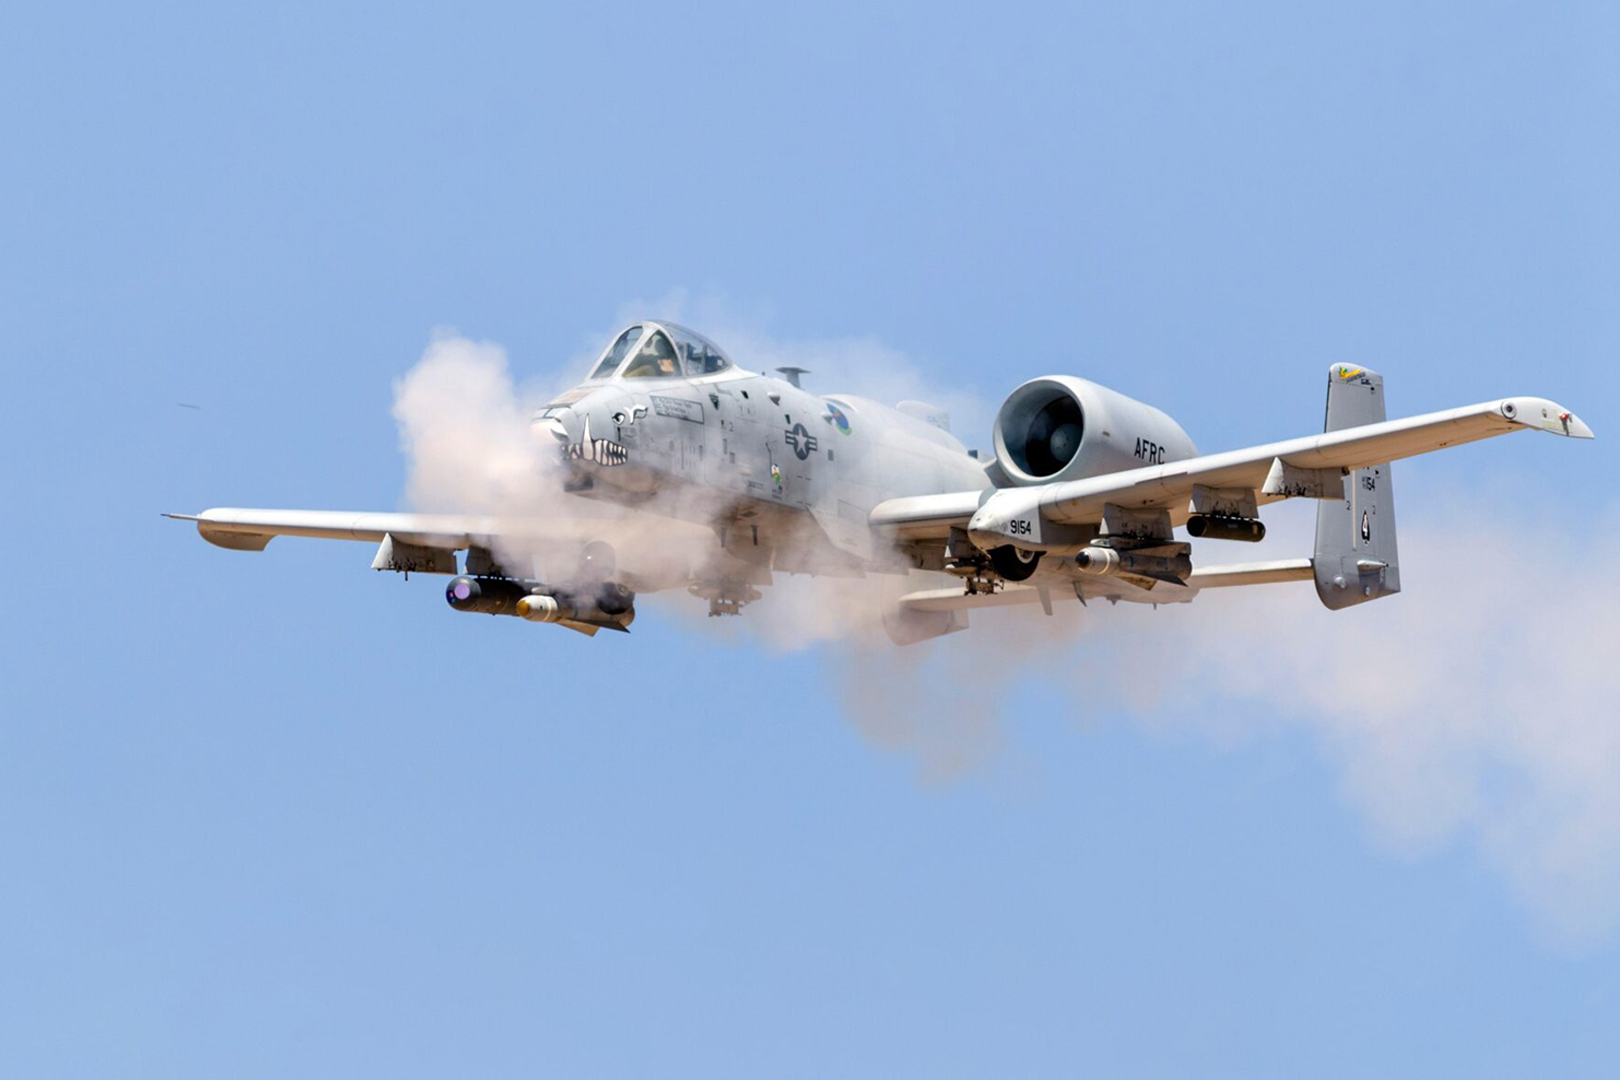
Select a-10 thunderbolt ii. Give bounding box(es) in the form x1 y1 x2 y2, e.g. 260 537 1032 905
168 320 1593 643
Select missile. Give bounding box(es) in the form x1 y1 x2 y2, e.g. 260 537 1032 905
516 593 563 622
517 590 636 631
1075 547 1121 575
447 576 635 630
1075 547 1191 585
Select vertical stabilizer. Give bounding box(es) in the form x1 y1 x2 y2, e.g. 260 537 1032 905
1314 366 1401 609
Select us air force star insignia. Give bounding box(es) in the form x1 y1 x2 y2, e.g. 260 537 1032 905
785 422 819 460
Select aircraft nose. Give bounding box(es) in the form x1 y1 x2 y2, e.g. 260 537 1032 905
534 406 577 445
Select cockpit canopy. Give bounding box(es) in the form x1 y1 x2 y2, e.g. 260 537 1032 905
588 322 733 381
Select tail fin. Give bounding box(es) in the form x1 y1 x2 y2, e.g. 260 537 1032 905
1313 366 1401 609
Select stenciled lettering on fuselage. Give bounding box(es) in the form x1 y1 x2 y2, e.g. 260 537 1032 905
785 422 819 461
1135 437 1166 464
651 396 704 424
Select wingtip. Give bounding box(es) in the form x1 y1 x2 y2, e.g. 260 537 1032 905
1501 398 1594 439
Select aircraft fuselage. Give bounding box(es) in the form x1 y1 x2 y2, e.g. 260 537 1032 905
539 366 987 581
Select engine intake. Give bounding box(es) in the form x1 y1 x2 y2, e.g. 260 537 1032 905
992 376 1196 486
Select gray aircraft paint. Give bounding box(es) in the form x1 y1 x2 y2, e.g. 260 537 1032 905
1314 366 1401 609
168 321 1594 643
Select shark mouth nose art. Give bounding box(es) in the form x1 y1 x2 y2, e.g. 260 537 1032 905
566 415 629 467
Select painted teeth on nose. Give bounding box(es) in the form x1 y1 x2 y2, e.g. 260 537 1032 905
583 437 627 466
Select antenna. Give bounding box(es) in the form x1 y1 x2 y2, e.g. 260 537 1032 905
775 366 810 388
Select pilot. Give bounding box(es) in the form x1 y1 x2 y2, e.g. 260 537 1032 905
623 330 690 379
647 333 680 376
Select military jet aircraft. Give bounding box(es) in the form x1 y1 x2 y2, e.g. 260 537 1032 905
168 320 1593 642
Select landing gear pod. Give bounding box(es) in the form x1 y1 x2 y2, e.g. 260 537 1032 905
988 545 1042 581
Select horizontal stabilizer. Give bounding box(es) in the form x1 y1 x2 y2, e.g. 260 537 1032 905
1188 558 1315 588
898 559 1313 613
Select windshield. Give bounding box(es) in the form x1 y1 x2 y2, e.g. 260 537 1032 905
667 323 731 376
589 322 734 380
591 325 645 379
622 329 683 379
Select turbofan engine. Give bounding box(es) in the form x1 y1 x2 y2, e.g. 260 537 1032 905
991 376 1197 486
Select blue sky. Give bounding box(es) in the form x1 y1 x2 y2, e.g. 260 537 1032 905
3 2 1617 1076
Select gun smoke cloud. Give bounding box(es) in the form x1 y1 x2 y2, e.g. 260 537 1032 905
1086 505 1620 949
390 309 1619 950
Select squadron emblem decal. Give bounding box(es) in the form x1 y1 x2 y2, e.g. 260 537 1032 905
826 402 852 435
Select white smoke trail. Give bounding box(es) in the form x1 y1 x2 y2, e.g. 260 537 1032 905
390 329 717 586
391 331 552 517
847 500 1620 949
388 314 1619 948
1089 504 1620 950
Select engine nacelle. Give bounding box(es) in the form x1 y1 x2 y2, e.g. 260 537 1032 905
991 376 1196 486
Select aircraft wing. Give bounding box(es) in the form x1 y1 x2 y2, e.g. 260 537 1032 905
163 506 725 587
871 395 1593 538
163 508 617 553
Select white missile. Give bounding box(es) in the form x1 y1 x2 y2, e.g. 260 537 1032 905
516 594 564 623
1076 546 1191 585
1075 547 1121 575
515 591 636 632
